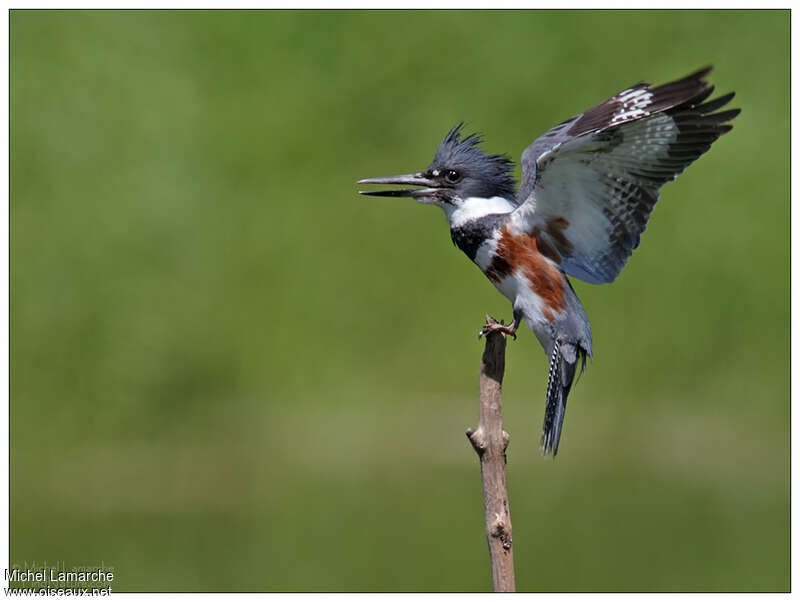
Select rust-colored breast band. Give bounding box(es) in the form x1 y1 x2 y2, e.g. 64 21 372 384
491 228 567 322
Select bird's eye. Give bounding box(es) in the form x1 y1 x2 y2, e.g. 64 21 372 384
444 169 461 183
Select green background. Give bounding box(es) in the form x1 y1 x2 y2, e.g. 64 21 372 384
11 10 789 592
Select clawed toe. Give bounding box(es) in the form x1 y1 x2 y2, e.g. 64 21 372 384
478 316 518 340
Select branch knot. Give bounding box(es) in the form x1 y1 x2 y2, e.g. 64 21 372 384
491 517 513 551
466 427 488 457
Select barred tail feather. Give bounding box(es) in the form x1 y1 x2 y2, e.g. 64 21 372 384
540 340 587 457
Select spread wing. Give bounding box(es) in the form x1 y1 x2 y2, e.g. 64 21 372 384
514 67 739 284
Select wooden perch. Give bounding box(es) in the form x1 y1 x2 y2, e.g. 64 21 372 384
467 316 516 592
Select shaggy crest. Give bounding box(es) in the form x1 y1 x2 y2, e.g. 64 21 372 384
429 123 517 199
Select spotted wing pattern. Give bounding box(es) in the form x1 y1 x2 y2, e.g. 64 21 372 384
514 67 739 284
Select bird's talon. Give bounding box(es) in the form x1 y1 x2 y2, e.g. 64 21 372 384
479 319 519 340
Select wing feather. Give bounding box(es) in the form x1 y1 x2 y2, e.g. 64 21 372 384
514 67 739 284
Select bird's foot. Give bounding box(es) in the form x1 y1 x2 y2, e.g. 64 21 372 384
478 315 518 340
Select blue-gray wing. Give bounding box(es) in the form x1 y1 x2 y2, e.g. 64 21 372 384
513 67 739 284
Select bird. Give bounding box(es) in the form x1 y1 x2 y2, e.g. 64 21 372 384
358 67 739 457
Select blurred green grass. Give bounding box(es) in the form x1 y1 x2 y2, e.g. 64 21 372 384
11 9 788 592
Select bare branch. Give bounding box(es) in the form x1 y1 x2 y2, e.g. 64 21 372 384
467 315 516 592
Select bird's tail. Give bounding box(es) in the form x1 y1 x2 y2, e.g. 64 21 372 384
540 339 587 457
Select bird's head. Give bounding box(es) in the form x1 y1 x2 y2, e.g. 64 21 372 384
358 124 517 214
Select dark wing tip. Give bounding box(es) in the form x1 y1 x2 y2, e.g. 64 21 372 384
563 66 719 142
680 65 714 82
694 65 714 78
695 91 736 114
712 108 741 123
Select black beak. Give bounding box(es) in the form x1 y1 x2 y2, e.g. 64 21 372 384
357 173 440 197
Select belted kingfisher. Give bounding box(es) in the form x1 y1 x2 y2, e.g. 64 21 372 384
358 67 739 456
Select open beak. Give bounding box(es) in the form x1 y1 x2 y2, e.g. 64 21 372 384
357 173 439 197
